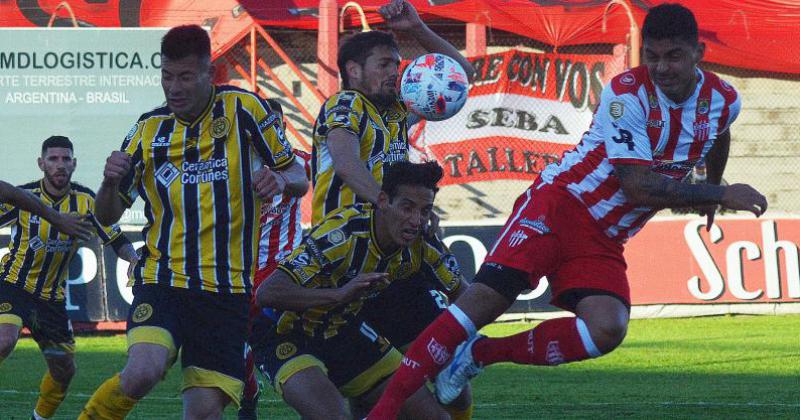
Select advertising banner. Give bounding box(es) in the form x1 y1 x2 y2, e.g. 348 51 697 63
0 28 167 225
410 49 626 186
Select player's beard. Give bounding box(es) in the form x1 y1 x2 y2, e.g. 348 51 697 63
45 171 71 190
368 92 397 109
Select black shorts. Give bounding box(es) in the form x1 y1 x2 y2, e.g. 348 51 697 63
126 284 249 405
256 318 401 398
360 273 449 350
0 282 74 355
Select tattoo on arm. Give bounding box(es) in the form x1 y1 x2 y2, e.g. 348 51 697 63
615 165 725 208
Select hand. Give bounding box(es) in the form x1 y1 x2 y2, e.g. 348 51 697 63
695 204 719 232
253 167 286 201
720 184 768 217
127 257 139 280
50 213 93 241
103 151 132 185
336 272 389 304
379 0 423 32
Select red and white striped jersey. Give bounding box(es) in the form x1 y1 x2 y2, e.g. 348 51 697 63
257 150 311 277
539 66 741 242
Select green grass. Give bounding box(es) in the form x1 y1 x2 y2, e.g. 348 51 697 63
1 315 798 419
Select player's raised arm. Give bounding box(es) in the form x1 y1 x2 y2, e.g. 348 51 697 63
95 151 132 226
0 180 93 240
328 128 382 205
380 0 475 82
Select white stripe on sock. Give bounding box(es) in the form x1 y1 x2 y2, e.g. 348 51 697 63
448 305 477 337
575 318 602 357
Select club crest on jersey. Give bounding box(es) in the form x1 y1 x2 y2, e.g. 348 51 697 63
210 116 231 139
693 121 710 143
427 337 451 365
619 72 635 86
0 302 11 312
609 101 624 120
698 99 710 115
328 229 345 245
276 342 297 360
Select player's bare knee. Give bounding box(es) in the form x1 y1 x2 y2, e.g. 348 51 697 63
120 364 165 397
588 317 628 353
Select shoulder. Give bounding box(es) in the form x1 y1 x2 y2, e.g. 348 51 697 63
607 66 650 96
17 181 39 191
324 90 364 109
702 70 739 104
70 182 96 199
137 104 171 123
313 205 370 238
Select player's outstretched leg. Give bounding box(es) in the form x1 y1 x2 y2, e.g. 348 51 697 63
33 353 75 419
437 294 628 404
367 282 512 419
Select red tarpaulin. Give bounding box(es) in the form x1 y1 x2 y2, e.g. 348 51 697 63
2 0 798 74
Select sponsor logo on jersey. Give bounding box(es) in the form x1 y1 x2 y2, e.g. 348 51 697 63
519 216 550 235
427 337 451 365
609 101 624 120
508 230 528 248
132 303 153 323
28 236 45 251
155 162 180 187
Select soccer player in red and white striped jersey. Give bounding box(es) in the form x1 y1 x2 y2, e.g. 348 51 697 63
369 4 768 417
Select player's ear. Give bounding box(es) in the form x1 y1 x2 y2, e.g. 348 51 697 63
37 157 45 171
377 190 390 210
695 42 705 63
346 60 362 85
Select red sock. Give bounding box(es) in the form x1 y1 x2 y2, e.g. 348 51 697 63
472 317 599 366
368 310 469 419
242 344 259 400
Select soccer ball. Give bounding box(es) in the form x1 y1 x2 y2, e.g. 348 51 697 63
400 53 469 121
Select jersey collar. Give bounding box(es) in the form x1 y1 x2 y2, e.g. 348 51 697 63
39 179 70 206
175 85 216 128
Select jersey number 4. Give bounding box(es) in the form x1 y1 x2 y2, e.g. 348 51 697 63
612 128 634 151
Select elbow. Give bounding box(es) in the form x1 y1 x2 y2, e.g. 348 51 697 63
94 211 113 226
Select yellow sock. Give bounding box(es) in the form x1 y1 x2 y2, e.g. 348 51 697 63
445 402 474 420
34 371 67 418
79 373 138 420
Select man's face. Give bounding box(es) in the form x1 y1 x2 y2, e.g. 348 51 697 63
643 37 704 103
38 147 75 190
348 45 400 107
379 185 435 247
161 54 214 121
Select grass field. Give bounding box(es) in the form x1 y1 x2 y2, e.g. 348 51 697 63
1 315 798 419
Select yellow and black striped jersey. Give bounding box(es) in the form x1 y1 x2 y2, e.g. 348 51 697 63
0 181 125 301
311 90 409 224
275 204 463 339
119 85 295 294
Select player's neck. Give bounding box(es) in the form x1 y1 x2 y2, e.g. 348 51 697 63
41 178 69 200
373 210 401 255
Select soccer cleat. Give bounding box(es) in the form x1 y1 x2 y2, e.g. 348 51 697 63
435 334 485 404
237 389 261 420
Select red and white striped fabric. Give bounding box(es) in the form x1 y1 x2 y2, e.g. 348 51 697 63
256 150 310 279
539 66 741 242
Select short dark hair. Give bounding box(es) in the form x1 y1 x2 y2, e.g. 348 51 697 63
642 3 698 45
382 161 443 200
337 31 399 88
161 25 211 61
266 98 284 118
41 135 73 155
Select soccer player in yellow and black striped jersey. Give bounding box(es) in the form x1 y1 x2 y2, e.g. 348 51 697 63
256 161 461 419
0 136 138 420
310 2 477 418
79 26 308 419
